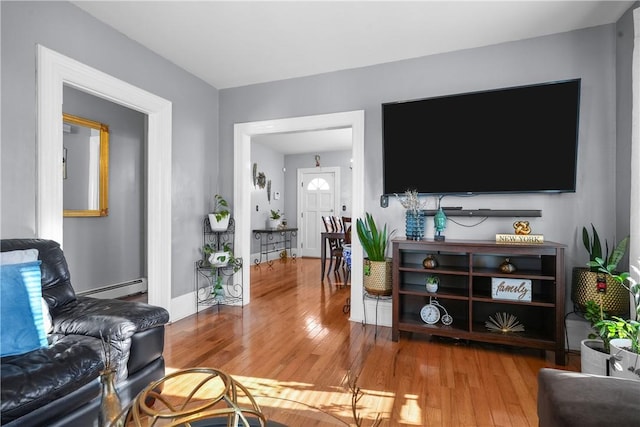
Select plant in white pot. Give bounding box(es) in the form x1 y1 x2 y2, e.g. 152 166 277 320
203 242 234 268
356 212 393 296
208 194 230 231
266 209 282 229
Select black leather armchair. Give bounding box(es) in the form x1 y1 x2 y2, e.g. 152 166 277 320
1 239 170 427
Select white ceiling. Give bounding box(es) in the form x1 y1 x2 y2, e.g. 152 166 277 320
71 0 633 153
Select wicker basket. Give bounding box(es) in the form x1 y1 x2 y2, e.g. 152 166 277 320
571 267 630 316
363 258 392 296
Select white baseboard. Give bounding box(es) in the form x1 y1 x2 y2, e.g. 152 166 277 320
77 278 147 299
170 291 197 323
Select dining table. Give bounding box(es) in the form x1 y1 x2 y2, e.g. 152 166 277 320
320 230 345 280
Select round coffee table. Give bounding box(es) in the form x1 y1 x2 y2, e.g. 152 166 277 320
113 368 349 426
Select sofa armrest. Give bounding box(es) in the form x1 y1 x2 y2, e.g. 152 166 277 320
52 296 169 341
52 297 169 381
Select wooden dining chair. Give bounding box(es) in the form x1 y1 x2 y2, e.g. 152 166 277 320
341 216 352 244
322 216 343 273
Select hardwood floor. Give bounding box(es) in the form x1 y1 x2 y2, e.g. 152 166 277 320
161 258 579 426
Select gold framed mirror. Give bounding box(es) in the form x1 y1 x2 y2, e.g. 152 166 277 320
63 113 109 217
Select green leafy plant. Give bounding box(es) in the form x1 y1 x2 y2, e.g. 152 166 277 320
202 242 240 273
269 209 282 220
426 275 440 285
582 224 628 272
213 276 225 297
356 212 389 262
210 194 230 222
588 256 639 354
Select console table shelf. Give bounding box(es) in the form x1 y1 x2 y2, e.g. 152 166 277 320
392 238 566 365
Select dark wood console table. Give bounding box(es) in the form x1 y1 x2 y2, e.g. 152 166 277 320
253 228 297 267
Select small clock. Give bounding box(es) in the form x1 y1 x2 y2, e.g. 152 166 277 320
420 303 440 324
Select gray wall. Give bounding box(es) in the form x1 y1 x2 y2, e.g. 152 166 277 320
63 86 146 293
220 23 632 312
615 3 638 273
1 1 218 299
250 143 285 232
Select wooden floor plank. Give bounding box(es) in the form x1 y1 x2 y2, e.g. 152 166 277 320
153 258 581 426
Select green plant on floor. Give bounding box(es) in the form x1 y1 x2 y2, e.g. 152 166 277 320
582 224 628 272
588 256 640 354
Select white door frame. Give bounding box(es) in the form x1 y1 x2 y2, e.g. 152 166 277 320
234 111 365 322
36 45 173 318
297 167 341 258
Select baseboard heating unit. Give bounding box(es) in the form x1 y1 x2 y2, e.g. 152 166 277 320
77 278 147 299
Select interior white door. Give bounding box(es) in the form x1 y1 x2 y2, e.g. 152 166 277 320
298 167 340 257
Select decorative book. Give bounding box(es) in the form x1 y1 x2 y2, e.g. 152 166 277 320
495 234 544 244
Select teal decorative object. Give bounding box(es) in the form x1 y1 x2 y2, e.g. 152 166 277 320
434 207 447 241
405 210 425 240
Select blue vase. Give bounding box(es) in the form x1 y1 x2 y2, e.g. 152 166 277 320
405 211 425 240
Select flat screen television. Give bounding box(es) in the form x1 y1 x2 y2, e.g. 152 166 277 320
382 78 581 196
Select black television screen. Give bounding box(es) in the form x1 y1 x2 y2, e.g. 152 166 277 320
382 78 581 196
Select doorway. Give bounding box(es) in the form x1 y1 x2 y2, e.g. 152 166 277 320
36 45 173 317
234 110 366 322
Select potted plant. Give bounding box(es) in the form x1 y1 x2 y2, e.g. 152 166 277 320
397 189 426 241
203 242 233 268
266 209 282 229
575 227 630 376
356 212 393 296
213 276 225 301
425 275 439 293
208 194 230 231
571 224 629 315
588 256 639 379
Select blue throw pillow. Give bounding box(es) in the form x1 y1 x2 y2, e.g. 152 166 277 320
1 260 47 357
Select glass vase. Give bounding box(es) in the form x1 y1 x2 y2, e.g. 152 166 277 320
405 210 425 240
99 369 123 427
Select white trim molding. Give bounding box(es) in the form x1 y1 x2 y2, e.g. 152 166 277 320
631 9 640 319
36 45 173 318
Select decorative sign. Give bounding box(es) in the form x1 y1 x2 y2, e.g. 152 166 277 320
491 277 532 302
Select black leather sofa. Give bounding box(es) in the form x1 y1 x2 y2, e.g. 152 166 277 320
0 239 170 427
